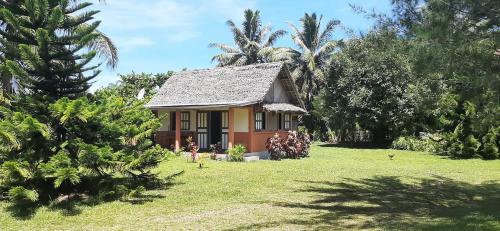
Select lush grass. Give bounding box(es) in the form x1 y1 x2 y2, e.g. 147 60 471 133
1 144 500 230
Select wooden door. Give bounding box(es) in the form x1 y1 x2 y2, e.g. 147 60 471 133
221 111 229 149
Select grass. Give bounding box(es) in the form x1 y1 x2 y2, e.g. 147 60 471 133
1 144 500 230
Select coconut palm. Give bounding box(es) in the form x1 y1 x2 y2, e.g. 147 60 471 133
209 9 287 67
286 13 340 109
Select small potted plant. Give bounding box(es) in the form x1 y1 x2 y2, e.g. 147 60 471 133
209 142 222 160
190 142 199 162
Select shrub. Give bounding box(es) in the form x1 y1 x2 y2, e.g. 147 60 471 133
210 142 223 160
227 144 246 162
0 96 169 206
391 136 437 152
481 129 499 159
266 133 284 160
266 131 311 160
8 186 39 204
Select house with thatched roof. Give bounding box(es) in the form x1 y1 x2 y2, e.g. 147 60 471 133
146 62 306 155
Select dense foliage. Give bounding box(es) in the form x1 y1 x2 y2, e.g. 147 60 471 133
266 131 311 160
0 0 169 207
213 4 498 158
0 0 118 99
0 95 168 204
391 0 499 158
96 72 173 100
323 30 416 144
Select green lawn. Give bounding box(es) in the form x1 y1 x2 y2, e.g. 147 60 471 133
1 144 500 230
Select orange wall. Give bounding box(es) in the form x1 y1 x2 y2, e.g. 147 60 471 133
250 131 288 152
234 132 250 150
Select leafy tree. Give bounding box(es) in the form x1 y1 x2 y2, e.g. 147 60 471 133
209 9 287 66
0 0 118 99
324 29 416 144
0 0 169 206
95 71 173 100
391 0 500 158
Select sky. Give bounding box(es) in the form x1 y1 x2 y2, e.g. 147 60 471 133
89 0 393 91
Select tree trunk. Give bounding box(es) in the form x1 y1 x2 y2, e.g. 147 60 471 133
1 70 13 95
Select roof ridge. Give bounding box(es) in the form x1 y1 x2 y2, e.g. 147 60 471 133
178 62 284 74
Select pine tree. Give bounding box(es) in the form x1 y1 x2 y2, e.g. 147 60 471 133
0 0 117 100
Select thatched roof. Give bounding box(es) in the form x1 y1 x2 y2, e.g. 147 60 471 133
263 103 306 113
146 62 305 110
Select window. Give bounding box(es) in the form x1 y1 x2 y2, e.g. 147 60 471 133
180 112 190 130
284 113 291 130
278 113 282 130
170 112 190 130
255 112 266 131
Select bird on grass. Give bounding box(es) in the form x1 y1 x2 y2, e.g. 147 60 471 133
388 154 395 160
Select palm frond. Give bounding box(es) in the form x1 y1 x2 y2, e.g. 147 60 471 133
318 19 340 47
226 20 249 50
315 40 337 57
88 29 119 69
264 29 287 48
208 43 240 53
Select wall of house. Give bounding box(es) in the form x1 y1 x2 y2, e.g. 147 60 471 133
250 130 289 152
234 132 250 150
234 108 248 132
263 79 291 103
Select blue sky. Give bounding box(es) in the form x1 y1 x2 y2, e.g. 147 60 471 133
89 0 393 91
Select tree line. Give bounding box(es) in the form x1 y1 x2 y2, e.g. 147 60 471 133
209 0 499 159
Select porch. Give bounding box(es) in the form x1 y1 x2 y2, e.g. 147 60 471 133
153 105 300 153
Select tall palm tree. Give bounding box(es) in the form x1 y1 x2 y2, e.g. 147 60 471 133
209 9 287 67
286 13 340 109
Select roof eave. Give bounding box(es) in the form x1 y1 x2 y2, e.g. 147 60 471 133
145 100 261 110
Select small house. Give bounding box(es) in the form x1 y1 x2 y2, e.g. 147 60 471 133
146 62 306 155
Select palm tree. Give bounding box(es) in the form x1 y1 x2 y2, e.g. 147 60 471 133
286 13 340 109
209 9 287 67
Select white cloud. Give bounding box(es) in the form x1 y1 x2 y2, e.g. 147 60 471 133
166 30 200 43
94 0 257 43
96 0 197 29
116 37 155 48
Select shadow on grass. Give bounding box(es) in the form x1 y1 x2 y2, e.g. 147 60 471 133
2 170 184 219
232 176 500 230
4 203 40 220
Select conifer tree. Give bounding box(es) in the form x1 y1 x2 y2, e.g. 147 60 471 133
0 0 117 100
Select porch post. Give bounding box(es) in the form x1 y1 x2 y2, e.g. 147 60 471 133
228 107 235 149
248 106 254 152
175 110 181 151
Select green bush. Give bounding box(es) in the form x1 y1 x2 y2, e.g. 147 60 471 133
482 129 499 159
391 136 437 152
227 144 246 162
0 96 169 206
8 186 39 204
